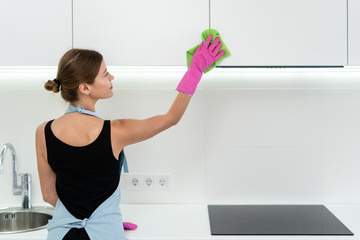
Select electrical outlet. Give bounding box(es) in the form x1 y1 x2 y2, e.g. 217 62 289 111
143 175 155 190
127 173 172 191
127 174 142 190
155 175 171 190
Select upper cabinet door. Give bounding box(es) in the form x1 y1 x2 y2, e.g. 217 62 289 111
211 0 347 66
349 0 360 66
73 0 209 66
0 0 72 66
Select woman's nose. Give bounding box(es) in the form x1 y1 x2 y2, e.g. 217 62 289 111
109 73 114 81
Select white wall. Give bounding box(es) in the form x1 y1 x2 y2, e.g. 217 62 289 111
0 67 360 207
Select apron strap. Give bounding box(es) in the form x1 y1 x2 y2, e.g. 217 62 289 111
119 150 129 173
65 105 104 120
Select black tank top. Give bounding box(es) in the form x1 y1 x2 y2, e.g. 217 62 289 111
44 119 120 220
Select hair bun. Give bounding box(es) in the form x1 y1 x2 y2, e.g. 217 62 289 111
44 79 60 93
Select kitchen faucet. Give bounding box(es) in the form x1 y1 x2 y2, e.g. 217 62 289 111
0 143 32 209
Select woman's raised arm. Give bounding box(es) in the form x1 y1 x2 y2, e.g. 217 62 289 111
112 35 225 147
112 92 190 146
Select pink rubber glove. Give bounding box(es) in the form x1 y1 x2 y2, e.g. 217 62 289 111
176 34 226 96
123 222 137 230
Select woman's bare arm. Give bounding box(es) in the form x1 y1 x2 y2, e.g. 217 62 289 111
112 92 191 147
35 122 58 207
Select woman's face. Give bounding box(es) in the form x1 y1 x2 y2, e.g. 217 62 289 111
90 59 114 99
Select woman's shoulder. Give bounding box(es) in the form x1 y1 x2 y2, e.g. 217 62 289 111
110 119 126 133
110 119 132 143
36 120 52 135
35 120 53 152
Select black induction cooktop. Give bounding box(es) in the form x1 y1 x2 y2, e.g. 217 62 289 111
208 205 353 235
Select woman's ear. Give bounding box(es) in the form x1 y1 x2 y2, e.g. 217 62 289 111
78 83 91 96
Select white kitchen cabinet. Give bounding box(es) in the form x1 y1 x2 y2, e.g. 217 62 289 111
349 0 360 65
0 0 72 66
211 0 347 66
73 0 208 66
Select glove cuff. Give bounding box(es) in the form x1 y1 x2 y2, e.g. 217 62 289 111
176 66 203 96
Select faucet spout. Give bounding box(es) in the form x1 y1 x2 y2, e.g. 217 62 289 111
0 143 21 195
0 143 32 209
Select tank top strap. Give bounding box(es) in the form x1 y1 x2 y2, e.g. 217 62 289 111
44 119 56 142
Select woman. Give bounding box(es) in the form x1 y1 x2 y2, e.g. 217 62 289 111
36 34 225 240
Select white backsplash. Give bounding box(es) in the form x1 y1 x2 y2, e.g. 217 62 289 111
0 67 360 206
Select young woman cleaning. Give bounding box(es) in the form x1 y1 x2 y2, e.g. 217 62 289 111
36 34 225 239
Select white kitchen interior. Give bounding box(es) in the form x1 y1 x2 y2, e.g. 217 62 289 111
1 0 360 239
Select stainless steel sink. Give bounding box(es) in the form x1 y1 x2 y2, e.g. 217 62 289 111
0 206 53 234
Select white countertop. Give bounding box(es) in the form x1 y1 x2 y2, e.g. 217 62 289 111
0 204 359 240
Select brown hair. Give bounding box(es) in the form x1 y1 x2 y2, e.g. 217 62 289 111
44 49 103 102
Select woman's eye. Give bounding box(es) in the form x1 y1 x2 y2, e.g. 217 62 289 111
105 72 108 76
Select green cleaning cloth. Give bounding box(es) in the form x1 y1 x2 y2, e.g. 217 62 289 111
186 29 231 74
